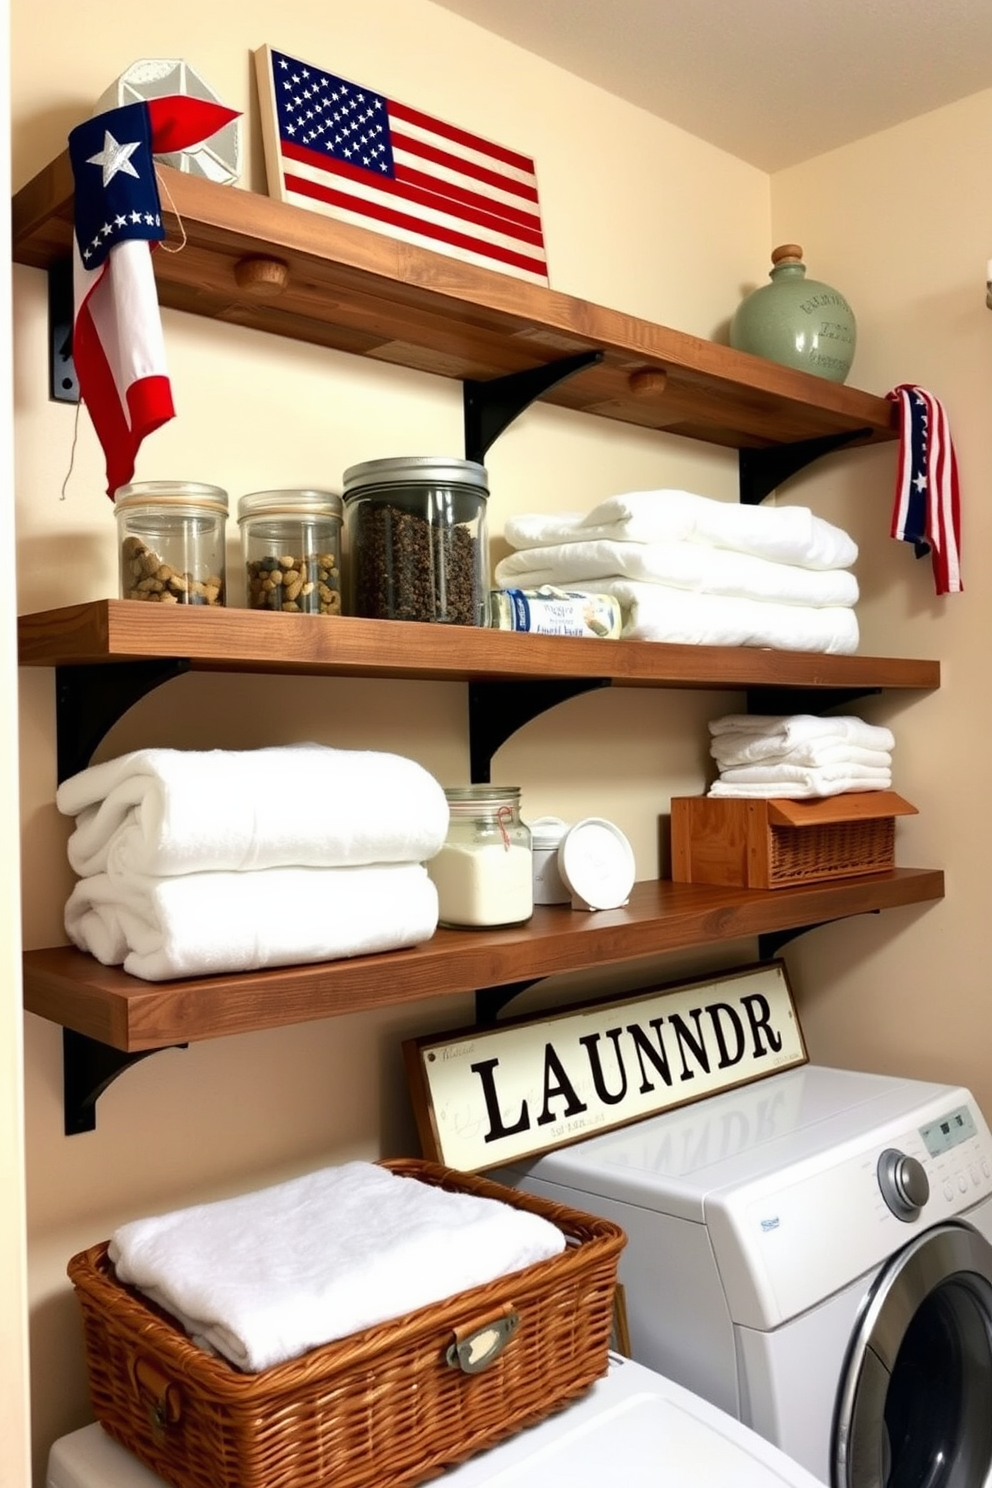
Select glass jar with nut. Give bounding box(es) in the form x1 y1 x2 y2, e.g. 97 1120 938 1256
237 489 343 616
115 482 228 606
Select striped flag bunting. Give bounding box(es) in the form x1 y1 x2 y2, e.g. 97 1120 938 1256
887 383 963 596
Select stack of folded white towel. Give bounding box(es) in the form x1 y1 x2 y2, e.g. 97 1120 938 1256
57 744 449 980
494 488 860 653
108 1160 566 1371
707 713 896 798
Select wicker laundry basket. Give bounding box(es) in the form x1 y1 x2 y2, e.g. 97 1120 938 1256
67 1158 626 1488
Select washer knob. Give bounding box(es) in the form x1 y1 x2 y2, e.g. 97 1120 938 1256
877 1148 930 1220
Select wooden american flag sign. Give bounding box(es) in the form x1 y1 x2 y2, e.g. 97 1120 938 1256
254 46 549 285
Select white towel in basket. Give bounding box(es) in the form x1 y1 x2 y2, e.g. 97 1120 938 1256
57 744 449 878
108 1161 567 1372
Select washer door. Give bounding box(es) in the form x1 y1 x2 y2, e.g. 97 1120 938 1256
833 1222 992 1488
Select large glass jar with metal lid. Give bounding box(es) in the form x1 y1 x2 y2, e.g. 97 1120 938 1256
342 456 490 625
115 481 228 606
238 489 343 615
428 786 533 928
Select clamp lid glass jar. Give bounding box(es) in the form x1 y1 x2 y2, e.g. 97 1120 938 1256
115 481 228 606
238 489 343 615
428 785 533 928
342 456 490 626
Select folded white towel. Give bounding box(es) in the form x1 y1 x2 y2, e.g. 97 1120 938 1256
593 579 859 653
57 745 449 878
493 538 858 608
711 741 893 771
503 490 858 571
64 861 439 981
708 714 895 752
708 762 892 798
108 1161 566 1372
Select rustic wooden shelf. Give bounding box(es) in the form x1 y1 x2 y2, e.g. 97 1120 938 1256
12 151 899 454
18 601 940 693
23 872 944 1054
11 149 936 1129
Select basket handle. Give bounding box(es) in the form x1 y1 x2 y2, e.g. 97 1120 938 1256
127 1354 183 1440
445 1303 519 1374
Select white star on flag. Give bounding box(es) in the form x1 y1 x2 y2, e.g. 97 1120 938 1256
86 131 142 186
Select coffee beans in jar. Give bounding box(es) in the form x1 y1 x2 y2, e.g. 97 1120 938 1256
237 490 343 615
114 482 228 606
342 456 490 626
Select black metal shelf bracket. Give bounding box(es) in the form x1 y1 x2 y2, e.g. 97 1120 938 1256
468 678 611 783
475 979 544 1025
48 258 79 404
758 912 879 962
746 684 882 718
56 659 191 784
63 1028 187 1135
464 351 604 464
739 428 873 505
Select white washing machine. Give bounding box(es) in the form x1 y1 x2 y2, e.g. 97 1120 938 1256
495 1064 992 1488
48 1352 824 1487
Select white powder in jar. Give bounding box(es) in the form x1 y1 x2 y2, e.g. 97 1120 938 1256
428 842 533 928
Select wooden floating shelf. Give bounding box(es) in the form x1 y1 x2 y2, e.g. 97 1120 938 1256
18 601 940 694
12 151 899 453
23 872 944 1053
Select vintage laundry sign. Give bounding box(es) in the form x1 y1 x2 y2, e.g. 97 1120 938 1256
404 961 807 1172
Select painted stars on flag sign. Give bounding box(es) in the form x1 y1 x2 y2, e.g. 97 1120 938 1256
274 55 396 179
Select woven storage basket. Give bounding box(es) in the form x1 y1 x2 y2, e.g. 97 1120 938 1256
670 791 917 889
67 1158 625 1488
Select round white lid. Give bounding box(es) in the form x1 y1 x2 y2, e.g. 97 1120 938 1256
558 818 635 910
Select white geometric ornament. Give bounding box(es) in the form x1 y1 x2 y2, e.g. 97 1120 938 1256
96 59 241 184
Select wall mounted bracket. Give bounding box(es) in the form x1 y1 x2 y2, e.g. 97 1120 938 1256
468 678 611 783
464 351 604 464
48 258 79 403
56 659 191 783
739 428 872 505
759 913 878 961
475 979 543 1025
746 685 881 718
63 1028 186 1135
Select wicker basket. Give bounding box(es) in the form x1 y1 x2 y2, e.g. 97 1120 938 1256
67 1158 626 1488
670 791 917 889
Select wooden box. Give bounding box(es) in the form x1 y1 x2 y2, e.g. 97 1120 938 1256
670 791 918 890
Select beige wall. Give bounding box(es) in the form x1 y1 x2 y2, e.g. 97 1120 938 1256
769 97 992 1091
9 0 990 1481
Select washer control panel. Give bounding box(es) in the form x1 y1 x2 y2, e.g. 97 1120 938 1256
917 1101 992 1206
713 1087 992 1329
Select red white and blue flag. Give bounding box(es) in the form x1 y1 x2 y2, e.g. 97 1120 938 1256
68 96 239 497
254 45 548 285
887 384 963 596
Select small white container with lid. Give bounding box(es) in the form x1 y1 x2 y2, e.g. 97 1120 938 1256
528 816 571 905
558 818 636 911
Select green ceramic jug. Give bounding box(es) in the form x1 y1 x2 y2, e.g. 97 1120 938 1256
729 244 856 384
